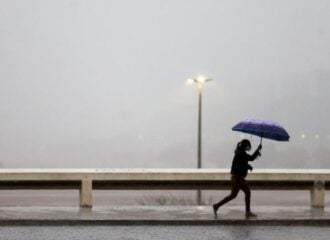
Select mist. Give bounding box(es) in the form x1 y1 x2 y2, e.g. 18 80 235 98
0 0 329 169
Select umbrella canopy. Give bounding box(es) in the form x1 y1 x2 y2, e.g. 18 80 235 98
232 118 290 142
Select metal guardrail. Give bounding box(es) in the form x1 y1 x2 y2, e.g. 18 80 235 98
0 169 329 208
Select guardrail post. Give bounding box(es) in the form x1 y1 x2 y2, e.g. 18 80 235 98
310 181 325 208
80 179 93 208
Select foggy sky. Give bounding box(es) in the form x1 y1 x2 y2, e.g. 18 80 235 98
0 0 330 169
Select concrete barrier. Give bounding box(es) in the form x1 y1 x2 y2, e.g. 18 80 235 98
0 169 329 208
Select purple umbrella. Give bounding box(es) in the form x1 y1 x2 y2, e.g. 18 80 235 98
232 118 290 143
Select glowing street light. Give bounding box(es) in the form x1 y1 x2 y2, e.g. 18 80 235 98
187 75 212 205
187 75 212 86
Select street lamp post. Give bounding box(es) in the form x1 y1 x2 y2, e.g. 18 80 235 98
187 75 212 205
197 82 202 170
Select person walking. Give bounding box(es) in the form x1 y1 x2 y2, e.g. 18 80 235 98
212 139 262 218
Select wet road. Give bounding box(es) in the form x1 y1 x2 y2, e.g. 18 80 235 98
1 225 330 240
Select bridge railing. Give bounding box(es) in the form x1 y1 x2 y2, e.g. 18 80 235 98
0 169 329 208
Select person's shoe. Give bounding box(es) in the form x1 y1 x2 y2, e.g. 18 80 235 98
245 211 257 218
212 204 218 219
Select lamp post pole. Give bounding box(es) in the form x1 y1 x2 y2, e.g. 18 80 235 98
197 83 202 205
187 75 212 205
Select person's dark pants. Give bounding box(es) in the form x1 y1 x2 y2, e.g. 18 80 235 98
214 175 251 212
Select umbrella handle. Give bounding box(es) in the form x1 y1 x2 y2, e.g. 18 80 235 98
260 137 263 145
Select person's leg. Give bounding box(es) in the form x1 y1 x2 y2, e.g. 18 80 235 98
213 176 240 215
239 178 251 212
239 178 257 217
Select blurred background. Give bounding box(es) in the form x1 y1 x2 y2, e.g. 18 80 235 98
0 0 330 171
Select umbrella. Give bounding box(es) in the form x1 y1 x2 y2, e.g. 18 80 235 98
232 118 290 143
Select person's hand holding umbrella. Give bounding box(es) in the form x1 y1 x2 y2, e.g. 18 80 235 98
257 144 262 151
257 144 262 157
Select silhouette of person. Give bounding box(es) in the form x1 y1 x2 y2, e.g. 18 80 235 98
212 139 262 218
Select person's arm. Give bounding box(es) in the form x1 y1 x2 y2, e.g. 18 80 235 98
247 144 262 161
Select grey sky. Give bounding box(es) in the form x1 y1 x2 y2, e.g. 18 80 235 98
0 0 330 168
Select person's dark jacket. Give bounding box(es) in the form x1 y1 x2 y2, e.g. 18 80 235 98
230 149 260 177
